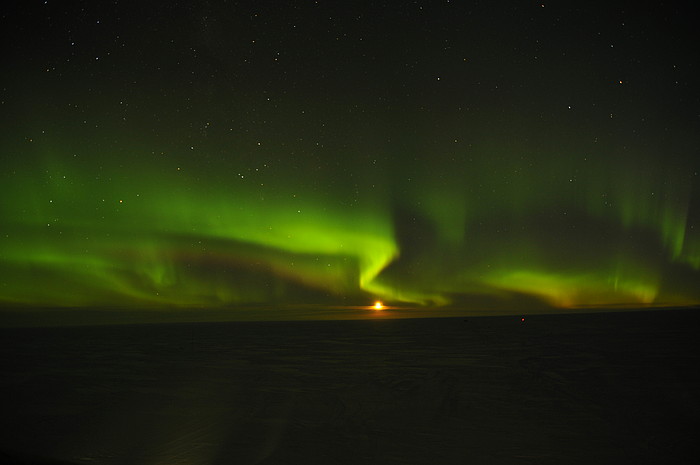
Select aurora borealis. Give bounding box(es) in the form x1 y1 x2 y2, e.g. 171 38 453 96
1 1 699 319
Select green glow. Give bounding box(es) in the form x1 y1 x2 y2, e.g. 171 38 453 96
481 268 659 308
0 130 699 314
0 149 404 306
2 133 699 314
2 19 699 316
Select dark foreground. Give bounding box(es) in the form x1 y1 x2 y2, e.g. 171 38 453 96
1 309 699 464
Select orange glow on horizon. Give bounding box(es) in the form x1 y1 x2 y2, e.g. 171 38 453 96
373 301 384 310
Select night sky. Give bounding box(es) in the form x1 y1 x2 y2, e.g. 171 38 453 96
1 1 699 318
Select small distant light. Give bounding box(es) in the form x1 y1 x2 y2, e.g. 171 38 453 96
373 301 384 310
521 317 525 322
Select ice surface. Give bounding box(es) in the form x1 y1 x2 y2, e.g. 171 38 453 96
1 310 699 464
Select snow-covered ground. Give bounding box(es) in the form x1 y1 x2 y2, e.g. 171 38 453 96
1 310 698 464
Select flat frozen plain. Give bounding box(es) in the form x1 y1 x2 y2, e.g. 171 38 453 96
1 309 698 464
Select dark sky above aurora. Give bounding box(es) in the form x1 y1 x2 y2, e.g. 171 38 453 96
1 1 699 318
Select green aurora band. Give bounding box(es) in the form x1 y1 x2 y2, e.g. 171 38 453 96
1 132 699 312
2 0 699 316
